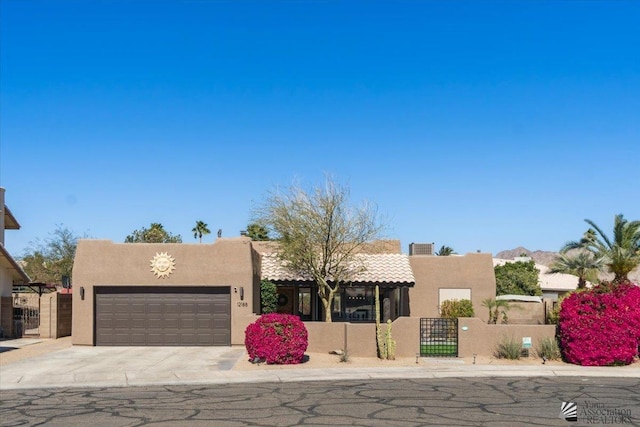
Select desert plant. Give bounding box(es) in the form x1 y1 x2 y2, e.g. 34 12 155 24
244 313 308 364
339 349 350 363
260 280 278 314
558 280 640 366
481 298 511 324
535 336 561 361
436 245 455 256
385 319 396 360
375 285 387 359
481 298 496 324
494 335 521 360
440 299 474 319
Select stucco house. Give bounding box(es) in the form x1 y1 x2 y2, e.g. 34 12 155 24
0 187 31 337
72 237 497 347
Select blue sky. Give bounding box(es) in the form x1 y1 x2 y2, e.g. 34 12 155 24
1 0 638 257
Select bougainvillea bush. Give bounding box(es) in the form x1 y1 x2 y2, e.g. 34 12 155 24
558 281 640 366
244 313 308 364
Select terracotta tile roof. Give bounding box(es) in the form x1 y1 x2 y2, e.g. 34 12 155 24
261 252 415 285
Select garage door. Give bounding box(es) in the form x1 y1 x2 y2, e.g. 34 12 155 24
95 287 230 346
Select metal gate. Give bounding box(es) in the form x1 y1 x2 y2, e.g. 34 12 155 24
420 318 458 357
13 306 40 337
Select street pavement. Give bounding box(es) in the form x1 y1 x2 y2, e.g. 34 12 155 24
1 377 639 426
1 338 639 426
1 338 639 390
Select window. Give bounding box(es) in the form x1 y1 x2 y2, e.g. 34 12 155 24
345 287 375 321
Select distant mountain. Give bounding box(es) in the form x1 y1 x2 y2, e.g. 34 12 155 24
494 247 559 266
495 247 640 283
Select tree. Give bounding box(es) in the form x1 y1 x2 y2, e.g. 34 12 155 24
21 225 85 285
192 220 211 243
561 214 640 283
124 223 182 243
246 223 270 241
254 177 384 322
547 251 603 289
436 245 455 256
494 260 542 296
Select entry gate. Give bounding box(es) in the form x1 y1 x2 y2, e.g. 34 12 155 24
13 306 40 337
420 318 458 357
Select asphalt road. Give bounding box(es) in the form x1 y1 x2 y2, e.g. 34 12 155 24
1 377 638 427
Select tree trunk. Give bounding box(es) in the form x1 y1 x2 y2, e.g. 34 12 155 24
319 283 334 323
578 278 586 289
614 273 627 284
322 298 333 323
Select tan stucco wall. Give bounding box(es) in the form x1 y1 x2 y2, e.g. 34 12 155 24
40 293 72 339
345 323 377 357
502 302 546 325
303 319 418 358
0 296 12 338
304 322 347 353
457 317 556 357
0 267 12 297
72 238 259 346
388 317 420 358
409 253 496 323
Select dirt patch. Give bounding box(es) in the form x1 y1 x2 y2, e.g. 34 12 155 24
231 350 579 370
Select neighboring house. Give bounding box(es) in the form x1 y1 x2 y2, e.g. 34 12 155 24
72 238 497 346
0 187 31 337
492 258 587 300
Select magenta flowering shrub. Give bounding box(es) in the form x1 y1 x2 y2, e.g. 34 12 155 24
245 313 308 364
558 281 640 366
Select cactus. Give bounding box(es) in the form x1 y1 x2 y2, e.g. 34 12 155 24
385 319 396 360
375 285 387 359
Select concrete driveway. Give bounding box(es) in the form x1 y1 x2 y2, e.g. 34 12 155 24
0 339 245 389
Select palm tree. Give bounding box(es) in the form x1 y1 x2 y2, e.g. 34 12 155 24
562 214 640 283
436 245 455 256
481 298 512 324
192 220 211 243
547 251 604 289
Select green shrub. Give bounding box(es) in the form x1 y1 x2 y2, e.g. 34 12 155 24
535 336 561 360
494 335 521 360
260 280 278 314
494 260 543 296
440 299 474 319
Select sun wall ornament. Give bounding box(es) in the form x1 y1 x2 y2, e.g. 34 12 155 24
150 252 176 279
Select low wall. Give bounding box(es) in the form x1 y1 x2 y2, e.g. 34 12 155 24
265 317 555 359
304 322 347 354
304 319 419 358
458 317 556 358
40 293 73 339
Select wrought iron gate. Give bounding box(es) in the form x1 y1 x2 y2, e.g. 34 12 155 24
420 318 458 357
13 295 40 337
